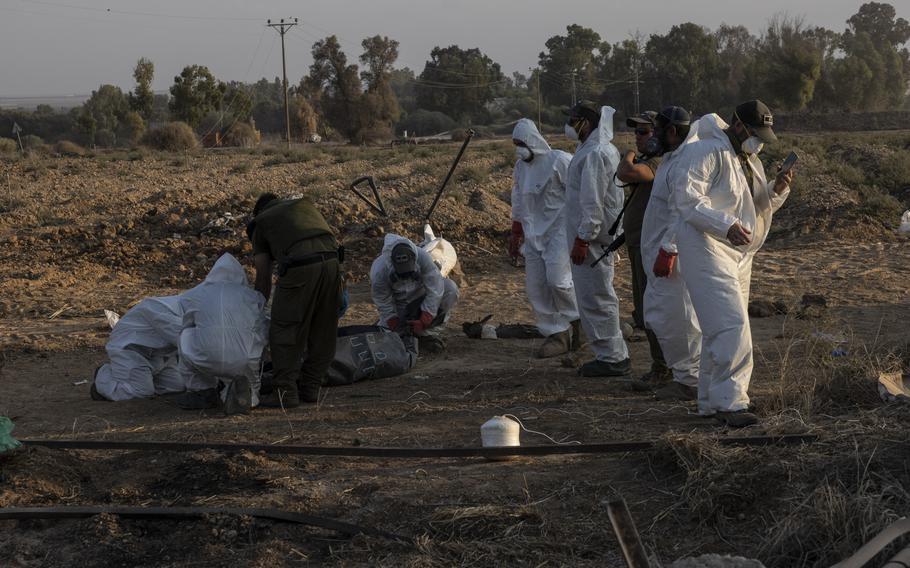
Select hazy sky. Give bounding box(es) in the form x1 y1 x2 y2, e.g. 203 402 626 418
0 0 882 97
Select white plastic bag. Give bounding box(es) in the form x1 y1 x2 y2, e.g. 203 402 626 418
899 210 910 234
420 223 458 277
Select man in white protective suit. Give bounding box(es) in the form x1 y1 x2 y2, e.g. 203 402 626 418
175 253 269 414
508 118 581 358
370 233 459 351
91 253 268 415
639 106 703 401
670 100 793 427
563 101 630 377
91 296 184 401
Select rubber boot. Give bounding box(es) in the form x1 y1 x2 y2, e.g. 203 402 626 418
258 388 300 409
223 377 252 416
537 329 572 359
570 320 582 352
577 358 631 377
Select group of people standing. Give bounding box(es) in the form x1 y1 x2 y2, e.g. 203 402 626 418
510 99 794 428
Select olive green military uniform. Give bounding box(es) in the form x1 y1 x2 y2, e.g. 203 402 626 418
252 199 342 399
622 156 667 375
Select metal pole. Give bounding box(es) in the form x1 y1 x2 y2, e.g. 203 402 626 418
607 499 653 568
531 67 541 126
267 18 298 149
571 70 577 106
425 129 475 222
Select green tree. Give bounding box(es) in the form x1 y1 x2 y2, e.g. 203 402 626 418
748 16 824 111
168 65 225 128
307 35 363 140
538 25 610 107
358 35 401 141
77 84 130 146
128 57 155 120
714 25 757 108
842 2 910 108
645 23 720 113
415 45 505 123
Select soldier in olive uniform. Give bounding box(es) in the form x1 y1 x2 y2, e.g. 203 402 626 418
248 193 342 408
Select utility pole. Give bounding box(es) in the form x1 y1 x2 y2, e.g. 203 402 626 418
267 18 298 149
530 67 541 126
570 70 577 106
631 54 641 115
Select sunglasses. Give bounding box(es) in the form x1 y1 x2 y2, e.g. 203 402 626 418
634 128 652 136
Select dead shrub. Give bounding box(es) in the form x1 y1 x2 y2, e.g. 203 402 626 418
0 138 18 154
759 439 910 567
141 122 199 152
223 122 260 148
54 140 86 157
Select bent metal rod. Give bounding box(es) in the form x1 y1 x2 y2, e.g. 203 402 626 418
20 434 816 458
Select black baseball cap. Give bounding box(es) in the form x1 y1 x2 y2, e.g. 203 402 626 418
391 243 417 275
734 99 776 143
626 111 658 128
655 106 691 127
563 100 601 124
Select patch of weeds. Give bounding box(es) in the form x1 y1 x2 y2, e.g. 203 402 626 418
262 147 322 167
456 165 489 185
298 172 319 187
229 162 253 175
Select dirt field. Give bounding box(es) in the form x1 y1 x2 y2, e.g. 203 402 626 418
1 136 909 567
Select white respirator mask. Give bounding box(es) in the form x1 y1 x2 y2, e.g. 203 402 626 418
742 135 764 155
515 146 533 162
564 123 580 141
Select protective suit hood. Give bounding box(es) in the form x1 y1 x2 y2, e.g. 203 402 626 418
381 233 419 259
694 114 729 145
586 106 616 146
512 119 551 157
203 253 248 285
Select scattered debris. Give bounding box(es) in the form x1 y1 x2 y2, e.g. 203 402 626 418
878 371 910 403
748 300 789 318
0 417 21 453
103 309 120 329
798 293 828 319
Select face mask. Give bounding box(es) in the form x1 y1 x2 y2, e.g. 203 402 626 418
644 135 663 157
742 136 764 155
564 123 579 141
515 146 533 162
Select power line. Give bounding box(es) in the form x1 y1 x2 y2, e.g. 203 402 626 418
19 0 261 21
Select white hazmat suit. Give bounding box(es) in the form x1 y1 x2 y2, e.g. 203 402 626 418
564 106 629 364
94 254 268 404
94 296 184 401
641 122 702 388
179 253 269 407
370 234 459 329
672 114 789 414
511 118 579 337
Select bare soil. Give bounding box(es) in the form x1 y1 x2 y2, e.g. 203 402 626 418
1 141 909 567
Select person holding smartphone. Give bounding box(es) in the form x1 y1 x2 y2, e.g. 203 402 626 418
670 100 794 427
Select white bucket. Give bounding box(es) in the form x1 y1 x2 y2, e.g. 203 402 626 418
481 416 520 460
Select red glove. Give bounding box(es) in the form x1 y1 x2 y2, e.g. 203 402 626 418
409 311 435 334
652 248 677 278
508 221 524 258
386 317 401 331
570 237 589 265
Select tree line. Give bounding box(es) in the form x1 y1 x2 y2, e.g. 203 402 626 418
1 1 907 147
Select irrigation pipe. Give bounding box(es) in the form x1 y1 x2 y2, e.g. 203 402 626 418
20 434 816 459
0 506 407 542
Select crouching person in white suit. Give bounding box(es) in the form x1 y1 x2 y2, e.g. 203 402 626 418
175 254 268 414
92 254 268 415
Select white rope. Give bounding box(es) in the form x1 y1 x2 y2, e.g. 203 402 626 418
502 414 581 446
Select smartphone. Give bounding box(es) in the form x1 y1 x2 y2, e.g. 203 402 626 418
778 151 799 174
